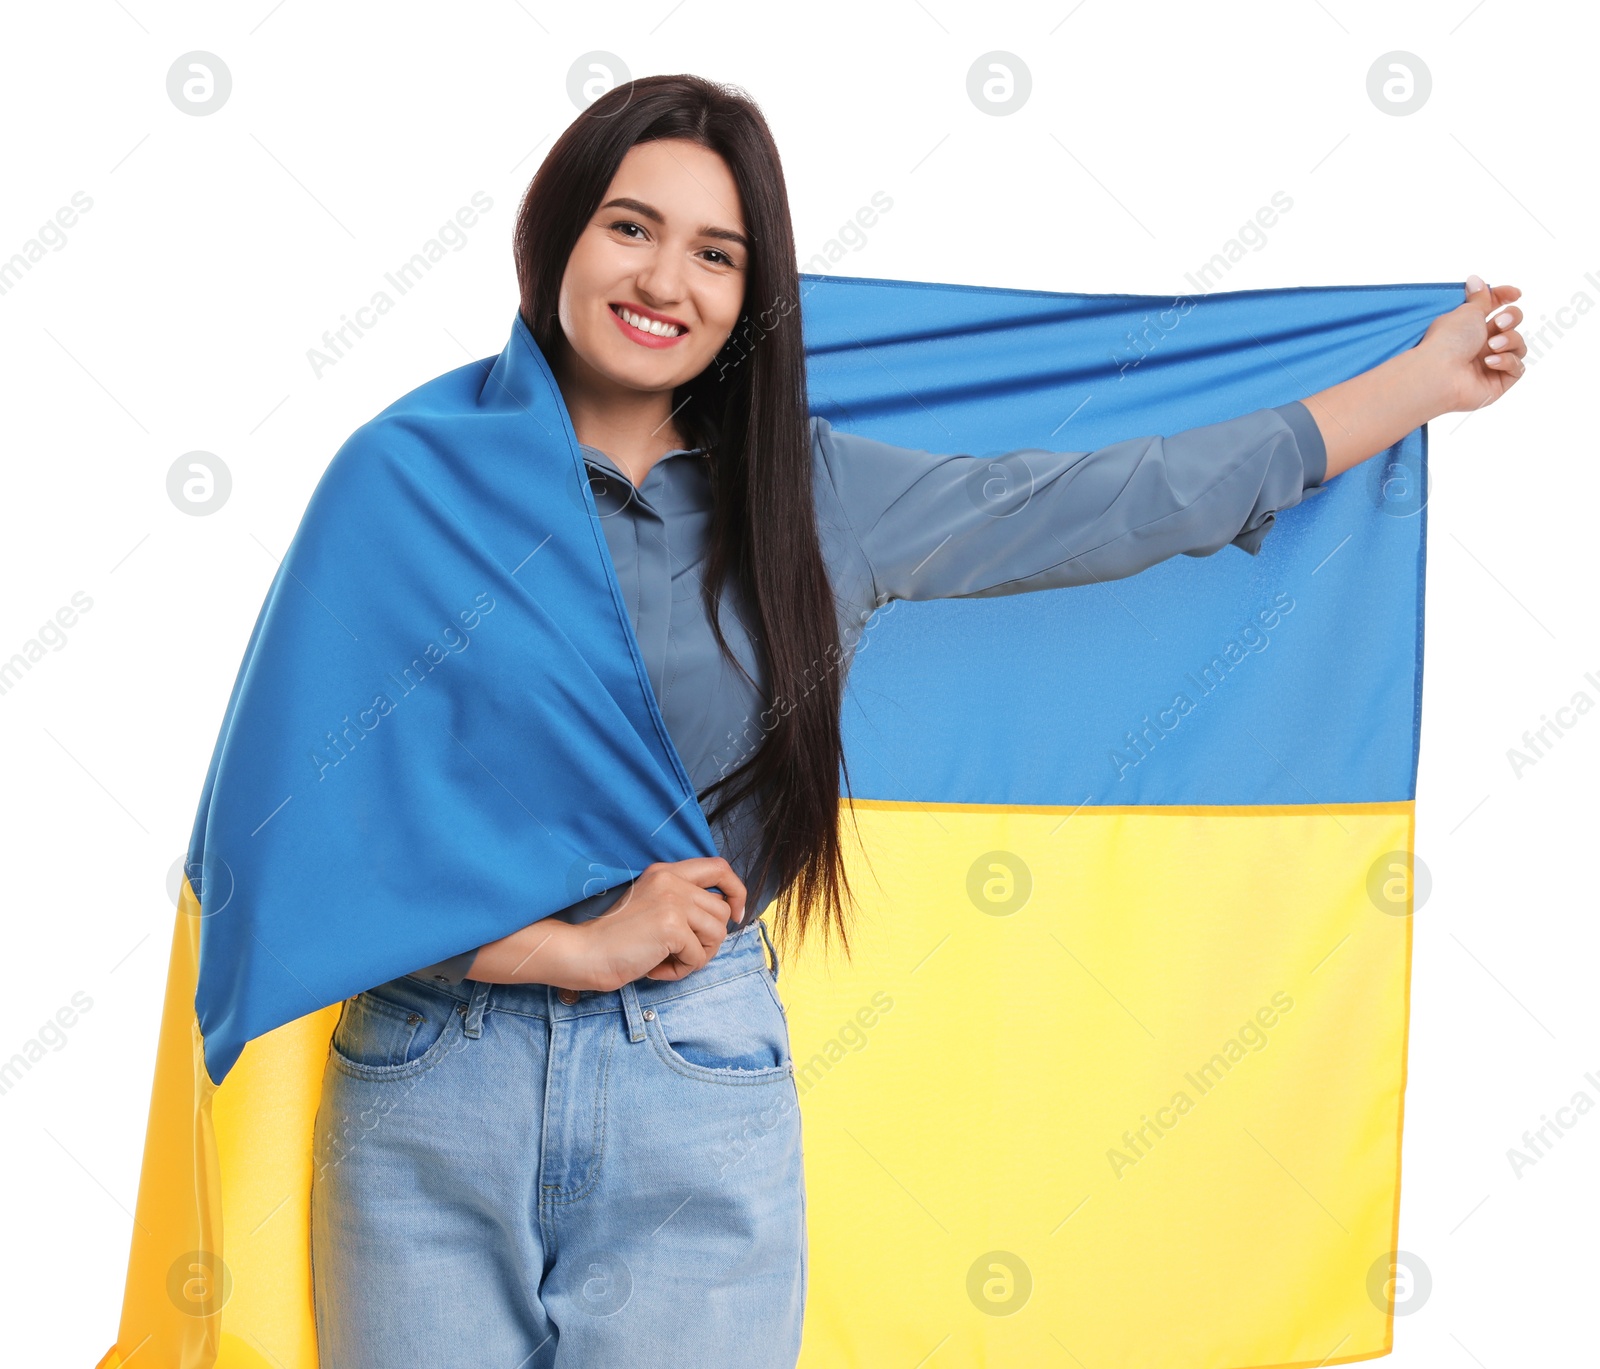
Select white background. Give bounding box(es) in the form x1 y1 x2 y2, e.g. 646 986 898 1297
1 2 1593 1365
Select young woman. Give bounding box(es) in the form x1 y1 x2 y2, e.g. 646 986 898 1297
310 73 1525 1366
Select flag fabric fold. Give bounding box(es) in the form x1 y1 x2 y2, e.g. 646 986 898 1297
97 272 1449 1369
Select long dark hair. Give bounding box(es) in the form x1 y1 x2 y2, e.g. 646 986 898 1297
513 73 861 962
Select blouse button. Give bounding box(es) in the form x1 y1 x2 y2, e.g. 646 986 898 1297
558 987 581 1005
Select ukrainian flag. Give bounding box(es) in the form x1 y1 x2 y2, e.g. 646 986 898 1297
788 275 1442 1367
96 274 1447 1368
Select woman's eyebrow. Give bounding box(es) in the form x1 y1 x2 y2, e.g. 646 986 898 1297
598 196 749 248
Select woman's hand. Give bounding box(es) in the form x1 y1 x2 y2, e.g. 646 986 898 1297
1304 273 1528 481
459 856 746 989
1416 275 1527 413
580 857 748 992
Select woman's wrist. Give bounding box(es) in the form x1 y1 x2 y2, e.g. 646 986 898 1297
469 916 601 989
1301 347 1451 483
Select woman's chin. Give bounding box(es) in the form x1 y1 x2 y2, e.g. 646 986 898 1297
588 346 701 393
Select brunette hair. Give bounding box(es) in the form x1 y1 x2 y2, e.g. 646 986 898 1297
512 73 862 961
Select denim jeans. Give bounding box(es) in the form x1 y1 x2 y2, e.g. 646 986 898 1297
310 916 806 1366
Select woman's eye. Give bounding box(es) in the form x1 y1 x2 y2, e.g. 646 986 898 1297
605 221 737 267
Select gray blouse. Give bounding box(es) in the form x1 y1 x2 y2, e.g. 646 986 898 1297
417 400 1328 984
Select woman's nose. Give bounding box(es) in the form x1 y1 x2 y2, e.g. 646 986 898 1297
631 255 686 308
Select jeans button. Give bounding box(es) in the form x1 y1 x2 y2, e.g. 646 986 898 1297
558 987 580 1005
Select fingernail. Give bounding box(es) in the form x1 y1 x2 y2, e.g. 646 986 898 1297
1466 274 1486 294
1489 334 1509 350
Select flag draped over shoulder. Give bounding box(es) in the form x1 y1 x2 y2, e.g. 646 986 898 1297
96 274 1450 1369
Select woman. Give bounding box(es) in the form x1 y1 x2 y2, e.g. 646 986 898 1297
311 73 1525 1365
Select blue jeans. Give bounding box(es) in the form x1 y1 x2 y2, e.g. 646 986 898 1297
310 917 806 1366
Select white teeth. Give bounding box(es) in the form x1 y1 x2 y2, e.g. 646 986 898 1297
617 306 683 337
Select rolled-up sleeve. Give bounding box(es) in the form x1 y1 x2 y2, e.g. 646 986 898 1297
814 400 1328 604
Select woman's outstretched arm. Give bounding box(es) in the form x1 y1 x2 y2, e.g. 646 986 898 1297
813 275 1526 607
815 400 1321 605
1305 276 1524 479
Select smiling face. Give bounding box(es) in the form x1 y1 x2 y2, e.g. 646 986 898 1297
555 138 749 423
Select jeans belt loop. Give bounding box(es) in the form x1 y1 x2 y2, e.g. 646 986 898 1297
756 915 780 982
618 977 647 1043
462 980 492 1039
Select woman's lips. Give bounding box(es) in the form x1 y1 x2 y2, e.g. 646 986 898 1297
609 303 689 350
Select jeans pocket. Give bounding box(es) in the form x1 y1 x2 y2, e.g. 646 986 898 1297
329 975 462 1080
646 965 794 1085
